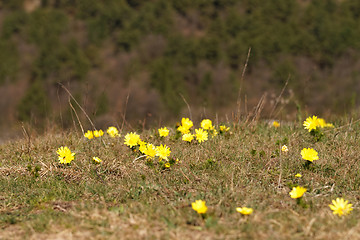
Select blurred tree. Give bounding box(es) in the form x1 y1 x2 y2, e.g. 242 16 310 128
150 58 184 115
17 80 50 123
95 92 109 116
1 11 28 39
0 40 19 84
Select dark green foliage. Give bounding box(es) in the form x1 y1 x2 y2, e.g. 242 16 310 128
61 40 91 81
17 80 50 123
0 40 19 84
150 58 184 115
198 37 221 64
130 0 173 35
115 28 140 52
165 36 200 66
199 72 213 104
95 92 109 116
1 0 24 10
33 39 90 81
1 11 28 39
27 9 68 45
84 0 133 44
271 61 298 87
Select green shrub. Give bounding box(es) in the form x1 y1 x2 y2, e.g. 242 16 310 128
95 92 109 116
115 28 140 52
0 40 19 84
130 0 173 35
165 36 199 66
1 11 28 39
27 9 68 44
17 80 50 123
1 0 24 10
150 58 184 115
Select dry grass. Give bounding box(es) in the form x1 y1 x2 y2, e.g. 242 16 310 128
1 117 360 239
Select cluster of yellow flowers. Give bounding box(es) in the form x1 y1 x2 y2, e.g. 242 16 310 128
288 186 352 216
84 129 104 139
178 118 230 143
287 115 352 217
56 146 102 166
191 199 253 216
124 132 172 167
56 115 351 219
56 126 120 166
303 115 334 132
84 126 120 139
122 118 230 169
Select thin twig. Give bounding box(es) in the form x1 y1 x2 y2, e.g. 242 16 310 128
179 168 191 183
251 93 267 124
21 123 31 154
121 92 130 132
179 93 192 120
133 155 147 163
237 47 251 123
68 98 84 135
58 83 96 131
57 86 63 129
269 75 289 119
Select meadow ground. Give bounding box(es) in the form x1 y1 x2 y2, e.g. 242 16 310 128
1 117 360 239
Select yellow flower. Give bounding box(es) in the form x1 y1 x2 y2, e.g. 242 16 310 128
93 130 104 137
317 118 326 128
201 119 214 130
329 198 353 217
158 127 169 137
84 130 94 140
56 146 75 164
289 186 307 199
211 129 218 138
124 132 140 148
182 133 194 142
177 125 190 134
219 125 230 132
303 116 319 132
318 118 333 128
107 126 119 137
138 139 146 146
181 117 193 130
144 143 157 159
195 128 208 143
273 121 280 128
93 157 102 163
164 162 171 168
281 145 288 152
295 173 302 178
236 207 253 215
139 141 147 154
301 148 319 162
156 144 171 160
191 200 207 214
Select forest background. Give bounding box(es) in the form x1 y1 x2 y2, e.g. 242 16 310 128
1 0 360 141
